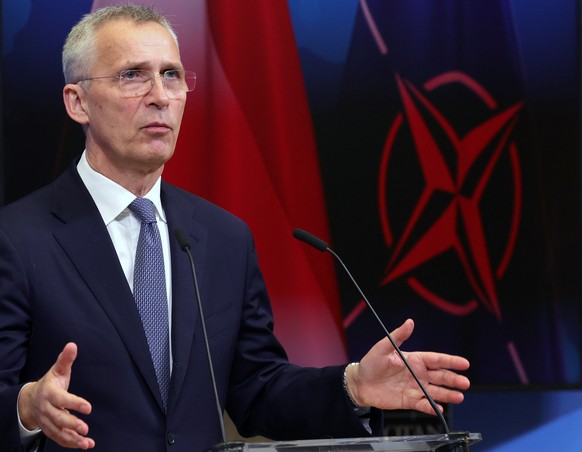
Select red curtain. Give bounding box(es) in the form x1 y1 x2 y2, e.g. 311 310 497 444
160 0 347 365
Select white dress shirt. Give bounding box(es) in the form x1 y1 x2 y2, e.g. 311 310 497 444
77 151 172 303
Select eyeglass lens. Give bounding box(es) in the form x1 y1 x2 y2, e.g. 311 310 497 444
119 70 196 98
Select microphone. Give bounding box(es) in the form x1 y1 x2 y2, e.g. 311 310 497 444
292 228 450 434
174 229 227 444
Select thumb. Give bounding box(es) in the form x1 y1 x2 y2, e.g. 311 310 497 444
53 342 78 381
388 319 415 349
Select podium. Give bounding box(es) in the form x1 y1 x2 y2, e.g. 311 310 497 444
210 432 482 452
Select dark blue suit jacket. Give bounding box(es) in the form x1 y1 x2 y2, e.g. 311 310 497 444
0 163 376 451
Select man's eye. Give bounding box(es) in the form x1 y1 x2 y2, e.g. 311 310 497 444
163 70 181 80
120 70 144 80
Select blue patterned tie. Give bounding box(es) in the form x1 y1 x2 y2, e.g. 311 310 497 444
129 198 170 411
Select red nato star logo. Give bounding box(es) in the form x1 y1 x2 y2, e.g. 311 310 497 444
378 71 523 322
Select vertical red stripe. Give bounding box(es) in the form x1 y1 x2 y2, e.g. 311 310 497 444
117 0 350 365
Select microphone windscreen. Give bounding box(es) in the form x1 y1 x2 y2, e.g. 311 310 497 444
292 228 328 252
174 229 191 251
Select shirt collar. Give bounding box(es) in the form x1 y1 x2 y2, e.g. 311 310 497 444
76 151 166 225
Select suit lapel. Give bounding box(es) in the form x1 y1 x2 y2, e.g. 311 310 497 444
161 183 207 410
50 164 165 412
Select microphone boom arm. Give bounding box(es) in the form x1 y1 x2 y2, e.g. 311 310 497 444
175 229 227 443
293 228 450 434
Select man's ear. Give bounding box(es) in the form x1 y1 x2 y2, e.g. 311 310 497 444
63 84 89 125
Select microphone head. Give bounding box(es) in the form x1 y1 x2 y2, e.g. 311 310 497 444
174 228 191 251
292 228 328 252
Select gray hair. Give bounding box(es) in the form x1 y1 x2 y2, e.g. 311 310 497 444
62 4 179 84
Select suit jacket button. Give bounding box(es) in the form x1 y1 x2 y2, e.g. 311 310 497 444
167 432 176 445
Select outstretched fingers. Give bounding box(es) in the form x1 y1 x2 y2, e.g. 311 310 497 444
421 353 471 390
20 343 95 449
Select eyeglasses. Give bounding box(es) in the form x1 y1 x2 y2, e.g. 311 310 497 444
77 69 197 99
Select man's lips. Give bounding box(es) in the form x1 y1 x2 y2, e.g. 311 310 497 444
143 122 171 132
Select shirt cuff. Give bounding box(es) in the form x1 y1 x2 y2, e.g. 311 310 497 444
18 383 42 442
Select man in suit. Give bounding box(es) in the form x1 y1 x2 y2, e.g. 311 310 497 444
0 5 470 451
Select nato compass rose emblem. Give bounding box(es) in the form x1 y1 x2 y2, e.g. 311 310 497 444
378 71 523 326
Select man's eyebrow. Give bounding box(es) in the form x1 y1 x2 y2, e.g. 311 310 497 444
119 61 184 71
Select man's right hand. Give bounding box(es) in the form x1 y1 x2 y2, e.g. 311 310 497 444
18 342 95 449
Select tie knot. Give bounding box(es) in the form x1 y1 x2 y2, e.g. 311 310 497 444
129 198 157 224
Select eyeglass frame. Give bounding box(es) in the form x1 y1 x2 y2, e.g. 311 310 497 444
75 69 197 98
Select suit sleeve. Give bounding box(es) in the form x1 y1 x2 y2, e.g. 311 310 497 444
0 228 36 451
224 228 382 439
